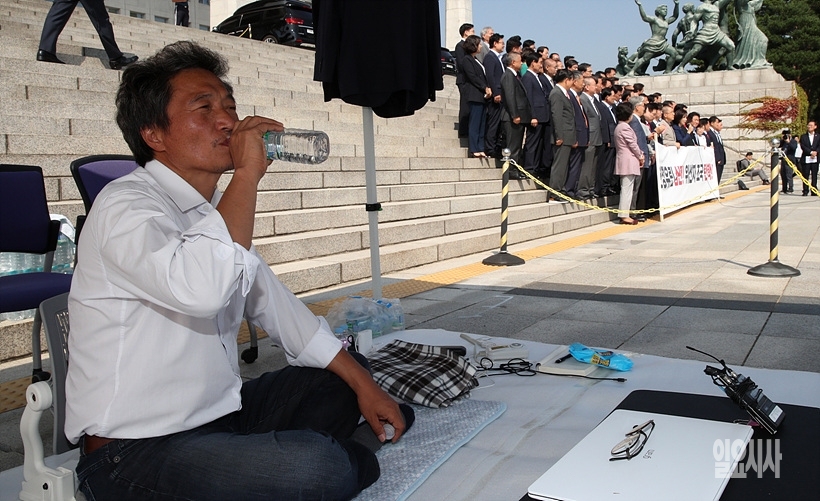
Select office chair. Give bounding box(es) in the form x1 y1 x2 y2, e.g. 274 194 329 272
69 155 260 363
0 164 73 383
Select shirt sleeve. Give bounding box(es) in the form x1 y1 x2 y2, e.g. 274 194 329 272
244 257 342 369
92 186 259 319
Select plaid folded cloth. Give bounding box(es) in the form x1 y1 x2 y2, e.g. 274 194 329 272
368 340 478 408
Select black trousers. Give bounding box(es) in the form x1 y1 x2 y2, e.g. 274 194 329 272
174 1 190 27
781 156 796 192
564 146 586 196
39 0 123 60
523 123 545 173
540 123 554 178
802 160 819 195
457 84 469 137
484 101 503 157
595 144 616 193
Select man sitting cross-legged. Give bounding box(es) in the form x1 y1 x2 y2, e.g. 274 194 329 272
67 41 410 501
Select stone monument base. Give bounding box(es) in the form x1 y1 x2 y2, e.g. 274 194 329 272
623 68 795 165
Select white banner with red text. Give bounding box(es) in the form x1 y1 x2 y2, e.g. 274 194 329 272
656 143 719 217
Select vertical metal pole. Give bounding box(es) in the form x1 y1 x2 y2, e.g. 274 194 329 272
769 153 780 263
362 107 383 299
483 149 524 266
748 143 800 277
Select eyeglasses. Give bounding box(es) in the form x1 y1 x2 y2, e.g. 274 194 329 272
609 420 655 461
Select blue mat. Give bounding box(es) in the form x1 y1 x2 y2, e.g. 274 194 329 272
355 399 506 501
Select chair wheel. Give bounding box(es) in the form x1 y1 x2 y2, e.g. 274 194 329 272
32 370 51 383
241 347 258 364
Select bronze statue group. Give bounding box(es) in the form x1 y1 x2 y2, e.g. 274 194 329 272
621 0 771 77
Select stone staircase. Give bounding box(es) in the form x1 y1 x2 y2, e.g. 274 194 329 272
0 0 620 360
0 0 616 300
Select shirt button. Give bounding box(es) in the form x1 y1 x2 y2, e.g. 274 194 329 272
113 456 120 463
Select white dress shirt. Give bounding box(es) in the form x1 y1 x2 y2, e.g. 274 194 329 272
65 160 342 443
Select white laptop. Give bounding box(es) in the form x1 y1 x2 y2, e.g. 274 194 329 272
527 409 753 501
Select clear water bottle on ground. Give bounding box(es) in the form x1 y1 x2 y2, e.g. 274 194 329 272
264 129 330 164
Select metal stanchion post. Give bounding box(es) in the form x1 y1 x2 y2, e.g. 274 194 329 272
748 139 800 278
483 149 525 266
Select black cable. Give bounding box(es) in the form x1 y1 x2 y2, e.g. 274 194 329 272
472 358 627 382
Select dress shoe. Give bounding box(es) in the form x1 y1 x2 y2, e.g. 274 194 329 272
36 50 65 64
803 193 809 197
109 54 138 70
635 215 647 222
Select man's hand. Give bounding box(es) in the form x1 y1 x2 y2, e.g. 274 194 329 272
229 115 284 184
531 118 538 127
513 117 521 125
218 115 283 249
555 139 564 146
494 95 501 103
326 349 406 443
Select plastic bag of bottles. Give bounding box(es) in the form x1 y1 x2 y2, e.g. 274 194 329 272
325 296 405 341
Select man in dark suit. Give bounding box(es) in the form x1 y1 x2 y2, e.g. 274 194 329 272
521 52 549 177
707 116 726 183
578 77 603 199
799 120 819 196
500 52 532 177
595 87 618 196
628 96 651 220
548 69 577 198
483 33 505 159
37 0 138 69
454 23 475 138
538 57 556 180
565 72 589 198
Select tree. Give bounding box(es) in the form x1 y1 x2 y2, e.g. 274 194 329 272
755 0 820 126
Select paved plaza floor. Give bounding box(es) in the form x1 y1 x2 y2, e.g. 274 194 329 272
1 186 818 472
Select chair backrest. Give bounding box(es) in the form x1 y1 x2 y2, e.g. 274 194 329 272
0 164 60 255
39 292 75 455
70 155 140 212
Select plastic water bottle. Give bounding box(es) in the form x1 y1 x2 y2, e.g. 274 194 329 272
264 129 330 164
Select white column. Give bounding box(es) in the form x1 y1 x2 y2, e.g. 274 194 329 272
445 0 472 51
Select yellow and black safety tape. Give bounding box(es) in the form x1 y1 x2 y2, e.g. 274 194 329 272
507 153 771 215
779 155 820 197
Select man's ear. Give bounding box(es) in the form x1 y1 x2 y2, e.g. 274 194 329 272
140 126 166 153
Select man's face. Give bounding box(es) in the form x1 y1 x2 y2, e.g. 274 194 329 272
483 29 493 42
712 120 722 131
583 80 596 95
493 38 504 52
464 27 475 37
605 93 618 105
530 58 543 73
663 108 674 122
571 77 584 93
582 67 593 78
142 68 238 177
543 58 557 77
634 103 645 116
512 45 523 54
809 121 817 133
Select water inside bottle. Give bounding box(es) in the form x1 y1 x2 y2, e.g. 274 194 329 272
264 129 330 164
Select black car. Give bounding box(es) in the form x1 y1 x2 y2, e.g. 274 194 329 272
441 47 457 76
212 0 314 47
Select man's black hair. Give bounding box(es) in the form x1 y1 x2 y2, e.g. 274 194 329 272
505 38 522 53
523 51 541 67
554 68 571 84
489 33 504 47
459 23 474 37
116 41 232 166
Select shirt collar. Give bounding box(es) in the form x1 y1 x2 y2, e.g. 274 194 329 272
144 159 218 213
